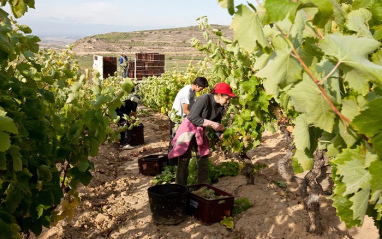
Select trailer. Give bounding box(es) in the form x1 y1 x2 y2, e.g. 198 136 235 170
93 55 117 79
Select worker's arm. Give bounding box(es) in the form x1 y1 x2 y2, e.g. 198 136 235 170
182 103 190 116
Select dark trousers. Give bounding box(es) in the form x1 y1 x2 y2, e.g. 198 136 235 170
120 123 132 145
122 67 128 78
175 136 209 186
168 120 176 153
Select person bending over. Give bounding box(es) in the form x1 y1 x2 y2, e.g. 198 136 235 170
168 82 236 185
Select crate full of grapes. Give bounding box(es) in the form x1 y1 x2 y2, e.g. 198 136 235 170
187 184 234 224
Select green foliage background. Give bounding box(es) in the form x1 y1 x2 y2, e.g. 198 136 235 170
213 0 382 233
2 0 382 237
0 1 133 237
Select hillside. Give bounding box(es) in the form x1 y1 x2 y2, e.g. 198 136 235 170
72 25 233 57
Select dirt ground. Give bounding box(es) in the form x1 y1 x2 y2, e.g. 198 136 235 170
35 106 379 239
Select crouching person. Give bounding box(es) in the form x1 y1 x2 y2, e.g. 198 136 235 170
116 94 140 150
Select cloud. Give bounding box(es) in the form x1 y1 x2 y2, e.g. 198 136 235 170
20 0 232 28
9 0 248 37
38 2 122 25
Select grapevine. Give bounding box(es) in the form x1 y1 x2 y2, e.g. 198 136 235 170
0 1 133 237
137 61 218 114
200 0 382 235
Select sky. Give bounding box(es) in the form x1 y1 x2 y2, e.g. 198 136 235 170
5 0 249 38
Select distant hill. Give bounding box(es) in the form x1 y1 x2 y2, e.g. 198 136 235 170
72 25 234 57
39 36 78 49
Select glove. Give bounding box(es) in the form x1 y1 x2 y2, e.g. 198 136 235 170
203 119 225 132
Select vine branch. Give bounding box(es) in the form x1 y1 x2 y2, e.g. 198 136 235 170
318 61 342 84
276 25 351 126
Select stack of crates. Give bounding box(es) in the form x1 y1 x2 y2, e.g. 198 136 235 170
128 53 165 80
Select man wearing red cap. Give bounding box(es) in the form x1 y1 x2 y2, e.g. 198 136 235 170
168 82 237 185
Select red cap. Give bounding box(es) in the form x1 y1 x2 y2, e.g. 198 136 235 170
214 82 237 98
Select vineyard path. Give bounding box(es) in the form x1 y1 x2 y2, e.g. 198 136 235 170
35 106 379 239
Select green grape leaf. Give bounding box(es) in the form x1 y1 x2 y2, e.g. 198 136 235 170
8 146 22 172
4 182 24 213
332 147 371 195
370 133 382 160
36 190 54 208
338 122 359 148
26 35 40 53
300 0 334 28
230 5 270 52
50 183 63 205
0 132 11 152
69 168 92 188
293 149 313 171
328 1 343 29
121 79 134 93
289 74 336 132
256 37 302 97
319 33 382 93
0 26 14 54
369 160 382 191
220 216 234 229
38 89 55 103
18 25 32 34
364 151 378 168
372 25 382 41
89 138 100 157
0 219 21 239
291 157 304 174
317 60 341 105
10 0 30 18
370 0 382 23
349 187 370 223
0 115 18 134
318 131 333 150
241 109 251 121
93 95 106 108
346 9 372 39
352 0 374 10
369 190 381 204
24 0 35 8
78 157 90 172
352 98 382 136
292 114 310 151
37 165 52 182
352 98 382 158
264 0 299 23
0 152 6 170
30 219 42 236
218 0 235 15
332 183 362 228
341 98 360 122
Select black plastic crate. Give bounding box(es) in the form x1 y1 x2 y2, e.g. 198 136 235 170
138 154 168 176
147 184 188 225
130 123 144 146
187 184 234 224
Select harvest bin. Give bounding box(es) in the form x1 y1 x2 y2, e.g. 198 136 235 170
147 184 188 225
138 154 168 176
187 184 234 224
130 123 144 146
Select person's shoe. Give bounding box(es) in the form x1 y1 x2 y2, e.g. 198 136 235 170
121 144 134 150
